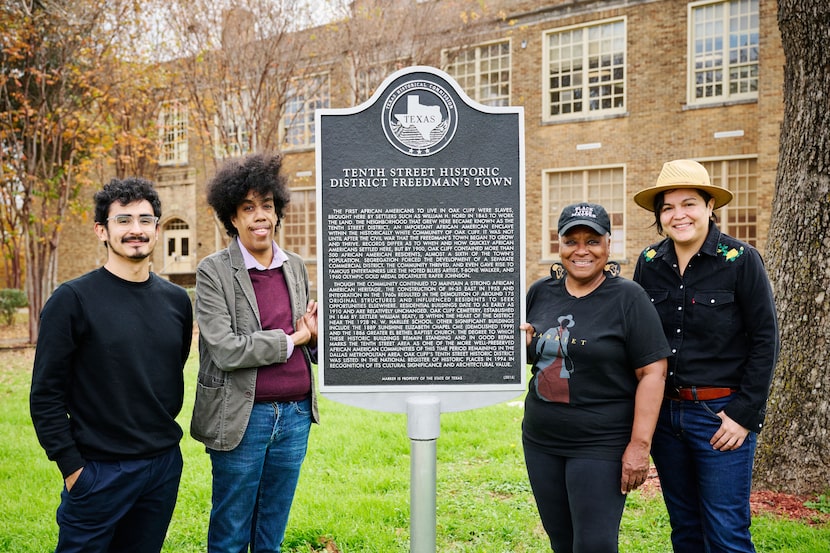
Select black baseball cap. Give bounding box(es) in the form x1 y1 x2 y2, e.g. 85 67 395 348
557 202 611 236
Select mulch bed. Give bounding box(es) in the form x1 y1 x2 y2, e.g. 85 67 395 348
641 467 829 525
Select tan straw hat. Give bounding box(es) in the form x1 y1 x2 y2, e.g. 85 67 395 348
633 159 733 211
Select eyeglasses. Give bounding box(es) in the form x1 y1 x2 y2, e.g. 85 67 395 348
106 215 159 227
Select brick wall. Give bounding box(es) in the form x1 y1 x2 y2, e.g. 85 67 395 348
54 0 783 290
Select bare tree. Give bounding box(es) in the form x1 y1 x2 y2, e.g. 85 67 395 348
334 0 510 106
106 63 171 181
162 0 328 163
333 0 440 105
754 0 830 494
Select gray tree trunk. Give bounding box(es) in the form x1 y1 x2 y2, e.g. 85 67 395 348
754 0 830 494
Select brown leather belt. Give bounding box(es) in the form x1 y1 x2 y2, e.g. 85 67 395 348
665 387 736 401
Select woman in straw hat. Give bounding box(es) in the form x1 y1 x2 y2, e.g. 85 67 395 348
632 159 779 553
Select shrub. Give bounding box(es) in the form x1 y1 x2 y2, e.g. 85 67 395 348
0 289 28 326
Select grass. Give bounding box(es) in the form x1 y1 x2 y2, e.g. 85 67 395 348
1 346 828 552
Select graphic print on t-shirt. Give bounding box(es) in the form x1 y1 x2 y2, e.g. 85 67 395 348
534 315 575 403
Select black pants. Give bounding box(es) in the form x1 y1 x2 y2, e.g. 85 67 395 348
524 444 627 553
55 446 183 553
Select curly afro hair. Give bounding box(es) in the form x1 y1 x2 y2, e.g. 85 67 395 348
207 152 291 237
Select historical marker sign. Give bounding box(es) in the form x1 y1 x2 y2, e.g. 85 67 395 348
316 66 525 412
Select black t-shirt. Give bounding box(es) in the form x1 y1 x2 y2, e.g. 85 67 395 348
522 270 670 460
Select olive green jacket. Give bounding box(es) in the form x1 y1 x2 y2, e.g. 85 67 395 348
190 239 319 451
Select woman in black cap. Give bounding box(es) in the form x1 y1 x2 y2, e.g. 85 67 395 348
521 202 670 553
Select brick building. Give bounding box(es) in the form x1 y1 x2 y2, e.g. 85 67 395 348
56 0 782 290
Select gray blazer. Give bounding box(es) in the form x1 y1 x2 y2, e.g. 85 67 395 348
190 239 319 451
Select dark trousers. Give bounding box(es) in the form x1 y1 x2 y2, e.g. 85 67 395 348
524 444 627 553
55 445 183 553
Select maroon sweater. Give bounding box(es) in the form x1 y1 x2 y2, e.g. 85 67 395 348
248 267 311 402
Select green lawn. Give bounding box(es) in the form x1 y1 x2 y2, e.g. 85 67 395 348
1 348 827 552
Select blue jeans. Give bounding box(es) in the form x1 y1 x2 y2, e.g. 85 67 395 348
207 399 312 553
55 446 182 553
651 397 757 553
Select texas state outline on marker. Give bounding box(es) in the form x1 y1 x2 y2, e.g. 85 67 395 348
394 95 442 140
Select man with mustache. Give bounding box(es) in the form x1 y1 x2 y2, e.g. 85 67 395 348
30 177 193 553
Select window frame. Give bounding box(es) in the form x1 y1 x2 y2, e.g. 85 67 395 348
687 0 759 106
698 156 759 246
278 187 317 261
443 39 511 107
158 99 188 166
542 17 627 123
281 73 330 151
541 165 627 261
355 59 411 105
214 90 255 159
356 65 386 105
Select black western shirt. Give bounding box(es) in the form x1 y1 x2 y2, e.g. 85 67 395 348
633 223 779 433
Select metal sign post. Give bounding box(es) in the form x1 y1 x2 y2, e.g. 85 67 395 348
407 396 440 553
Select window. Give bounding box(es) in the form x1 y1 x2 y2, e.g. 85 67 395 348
701 158 758 246
543 19 626 120
543 167 625 259
282 74 329 149
356 60 406 104
214 91 254 159
158 100 188 165
163 218 191 273
444 40 510 107
356 65 386 105
688 0 759 104
279 188 316 259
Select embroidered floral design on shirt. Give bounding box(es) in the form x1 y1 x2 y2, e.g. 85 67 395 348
643 248 657 262
717 243 744 262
